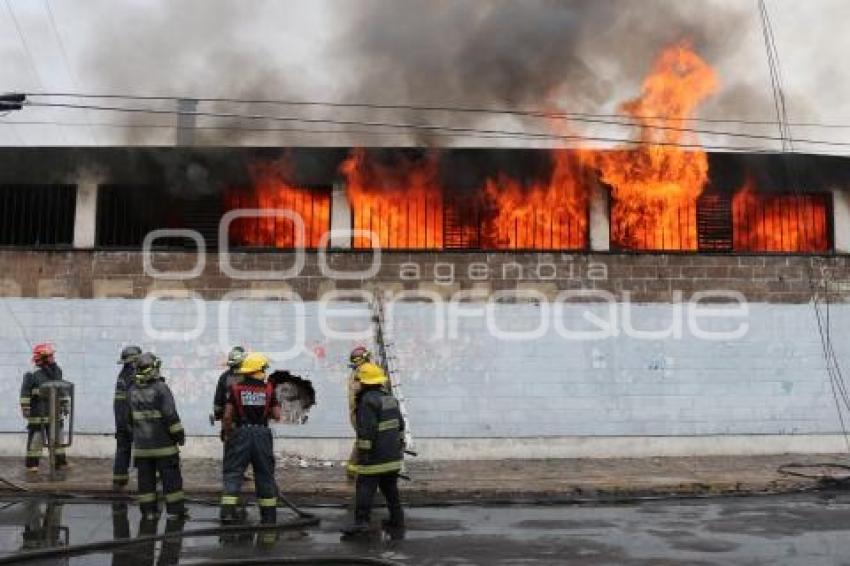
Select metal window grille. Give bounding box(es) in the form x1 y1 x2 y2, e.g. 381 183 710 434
610 200 698 251
0 185 76 247
351 195 587 251
96 185 219 249
697 192 733 252
611 191 832 253
732 192 831 253
226 185 331 249
352 195 444 250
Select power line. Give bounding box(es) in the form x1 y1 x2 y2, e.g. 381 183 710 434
0 118 598 143
13 97 850 150
11 99 850 153
4 1 43 90
25 90 850 130
758 0 850 452
41 0 96 144
3 0 68 144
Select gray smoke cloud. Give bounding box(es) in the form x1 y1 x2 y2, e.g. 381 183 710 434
78 0 784 150
327 0 755 145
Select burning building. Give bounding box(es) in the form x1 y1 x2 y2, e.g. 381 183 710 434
1 43 850 462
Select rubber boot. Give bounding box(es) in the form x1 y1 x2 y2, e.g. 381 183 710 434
341 510 370 538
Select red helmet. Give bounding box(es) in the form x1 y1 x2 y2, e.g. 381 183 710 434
32 343 56 366
349 346 371 368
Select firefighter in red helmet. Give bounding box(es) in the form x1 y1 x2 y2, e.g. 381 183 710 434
19 343 68 472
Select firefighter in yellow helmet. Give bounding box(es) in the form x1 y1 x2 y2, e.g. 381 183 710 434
346 346 388 477
220 352 281 525
342 348 405 537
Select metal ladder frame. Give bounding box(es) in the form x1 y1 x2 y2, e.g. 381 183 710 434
370 289 415 464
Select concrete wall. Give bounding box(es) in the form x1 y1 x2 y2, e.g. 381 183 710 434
0 247 848 459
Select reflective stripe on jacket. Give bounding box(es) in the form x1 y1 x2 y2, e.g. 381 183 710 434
128 378 183 458
354 385 404 475
20 364 63 426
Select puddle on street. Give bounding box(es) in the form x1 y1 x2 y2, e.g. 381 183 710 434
0 493 849 565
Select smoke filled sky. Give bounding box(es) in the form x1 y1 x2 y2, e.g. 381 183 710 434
0 0 847 153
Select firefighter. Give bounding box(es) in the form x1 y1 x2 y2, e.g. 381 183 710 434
346 346 384 478
213 346 247 428
341 360 405 537
128 352 187 519
19 343 68 472
220 352 281 525
113 345 141 488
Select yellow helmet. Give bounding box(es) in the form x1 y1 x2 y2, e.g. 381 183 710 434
237 352 270 376
357 362 388 386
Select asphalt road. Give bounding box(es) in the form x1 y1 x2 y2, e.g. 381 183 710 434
1 492 850 565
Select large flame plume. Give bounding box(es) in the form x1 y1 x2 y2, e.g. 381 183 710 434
593 42 719 250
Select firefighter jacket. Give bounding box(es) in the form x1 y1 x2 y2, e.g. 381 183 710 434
19 364 63 428
226 376 279 427
113 365 135 434
354 385 405 475
127 376 185 459
213 368 241 421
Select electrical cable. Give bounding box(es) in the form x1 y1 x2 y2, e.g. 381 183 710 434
0 118 650 144
757 0 850 458
0 517 321 565
41 0 97 145
7 99 850 152
12 96 850 148
3 1 68 145
24 90 850 130
1 100 775 153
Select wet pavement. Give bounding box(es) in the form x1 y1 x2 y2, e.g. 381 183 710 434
2 493 850 565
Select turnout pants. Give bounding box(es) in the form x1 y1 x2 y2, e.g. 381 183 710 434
221 425 277 524
355 472 404 527
135 455 185 516
113 429 132 485
25 426 66 469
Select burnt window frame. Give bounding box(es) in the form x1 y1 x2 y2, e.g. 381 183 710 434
0 184 76 248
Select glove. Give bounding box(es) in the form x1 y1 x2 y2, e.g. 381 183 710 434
173 430 186 446
21 407 30 419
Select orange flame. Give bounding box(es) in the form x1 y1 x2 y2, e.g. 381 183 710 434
341 149 444 249
226 161 330 248
732 179 829 252
594 42 719 250
481 150 588 249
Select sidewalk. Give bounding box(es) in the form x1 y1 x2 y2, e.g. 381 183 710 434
1 454 847 504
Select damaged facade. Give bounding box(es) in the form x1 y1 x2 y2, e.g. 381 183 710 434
0 145 849 460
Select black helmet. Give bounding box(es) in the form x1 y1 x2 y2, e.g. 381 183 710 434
226 346 247 368
118 345 142 365
135 352 161 381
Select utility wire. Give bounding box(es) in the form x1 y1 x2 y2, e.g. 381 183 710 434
24 90 850 130
13 93 850 147
3 0 67 144
5 99 849 153
41 0 96 144
758 0 850 453
0 117 811 153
